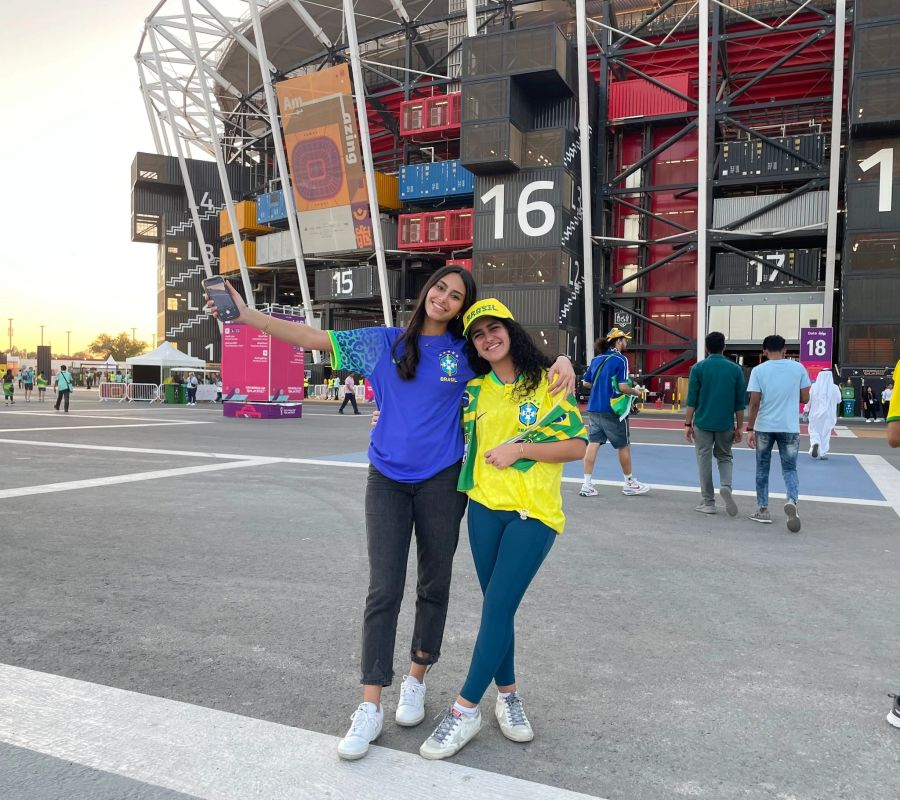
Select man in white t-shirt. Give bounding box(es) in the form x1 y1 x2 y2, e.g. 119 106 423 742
745 334 811 532
338 373 360 415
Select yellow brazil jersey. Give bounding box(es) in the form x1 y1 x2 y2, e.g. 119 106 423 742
888 359 900 423
466 371 587 534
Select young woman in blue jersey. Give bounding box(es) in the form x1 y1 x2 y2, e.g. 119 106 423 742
418 299 586 760
207 267 575 760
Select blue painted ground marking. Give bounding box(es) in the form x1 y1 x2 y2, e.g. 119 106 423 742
321 444 885 502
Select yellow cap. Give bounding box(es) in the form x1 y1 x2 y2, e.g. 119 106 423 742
463 298 515 336
606 326 632 341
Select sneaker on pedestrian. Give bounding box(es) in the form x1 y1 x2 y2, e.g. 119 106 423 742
579 484 598 497
694 503 716 515
419 706 482 760
887 694 900 729
748 508 773 524
719 486 738 517
811 443 819 459
395 674 426 727
622 478 650 496
337 702 383 760
784 501 801 533
495 692 534 743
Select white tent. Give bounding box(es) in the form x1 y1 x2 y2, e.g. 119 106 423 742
126 341 205 368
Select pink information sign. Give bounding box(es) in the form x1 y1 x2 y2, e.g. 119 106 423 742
221 313 305 402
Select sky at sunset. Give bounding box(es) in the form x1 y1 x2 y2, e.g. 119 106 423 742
0 2 169 354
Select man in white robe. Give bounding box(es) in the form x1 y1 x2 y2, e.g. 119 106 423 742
806 371 841 459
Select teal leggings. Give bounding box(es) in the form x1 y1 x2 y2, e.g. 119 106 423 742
460 500 556 704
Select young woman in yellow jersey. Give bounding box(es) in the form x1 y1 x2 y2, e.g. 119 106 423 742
420 299 587 760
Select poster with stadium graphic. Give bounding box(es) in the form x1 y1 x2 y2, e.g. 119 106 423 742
275 65 374 254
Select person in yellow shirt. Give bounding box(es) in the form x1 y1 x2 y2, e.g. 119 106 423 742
887 360 899 450
420 299 586 760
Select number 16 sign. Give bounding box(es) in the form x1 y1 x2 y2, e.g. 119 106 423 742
800 327 833 381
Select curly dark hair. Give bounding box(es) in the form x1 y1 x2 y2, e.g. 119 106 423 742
392 266 477 381
464 317 553 400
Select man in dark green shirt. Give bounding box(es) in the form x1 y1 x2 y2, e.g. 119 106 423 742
684 331 747 516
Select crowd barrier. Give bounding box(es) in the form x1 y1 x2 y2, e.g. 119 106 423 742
128 383 160 402
98 382 127 402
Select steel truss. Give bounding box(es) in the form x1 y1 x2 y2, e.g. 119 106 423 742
593 0 846 382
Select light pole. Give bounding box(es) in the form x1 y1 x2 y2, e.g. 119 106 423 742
131 327 136 342
66 331 72 358
6 318 11 353
40 325 45 347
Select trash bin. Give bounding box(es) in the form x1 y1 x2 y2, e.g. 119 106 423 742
840 386 856 417
163 383 185 404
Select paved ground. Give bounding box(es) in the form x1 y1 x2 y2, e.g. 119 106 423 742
1 395 899 800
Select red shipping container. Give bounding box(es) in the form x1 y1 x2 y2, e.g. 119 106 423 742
446 258 473 272
608 73 693 120
398 208 473 250
400 93 461 141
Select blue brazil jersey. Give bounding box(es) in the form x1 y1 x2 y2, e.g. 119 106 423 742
583 349 629 414
329 327 476 482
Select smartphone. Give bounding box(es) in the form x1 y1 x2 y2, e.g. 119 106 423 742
202 276 241 322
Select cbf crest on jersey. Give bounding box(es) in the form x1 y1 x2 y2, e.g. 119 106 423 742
518 401 539 426
439 350 460 382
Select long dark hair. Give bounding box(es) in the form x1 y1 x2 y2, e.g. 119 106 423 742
464 318 553 400
391 266 478 380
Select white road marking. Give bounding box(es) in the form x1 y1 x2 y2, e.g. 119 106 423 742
0 459 278 500
854 455 900 518
833 426 857 438
0 411 195 422
0 662 603 800
0 422 213 433
0 438 260 460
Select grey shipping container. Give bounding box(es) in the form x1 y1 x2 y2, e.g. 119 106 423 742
713 248 821 291
489 284 583 329
462 25 573 97
314 265 401 302
523 129 580 170
718 134 825 179
846 180 900 231
474 208 581 252
474 168 579 216
855 0 899 23
521 325 582 361
460 121 525 174
850 71 900 131
461 78 532 128
853 22 900 74
712 190 827 234
530 96 578 132
473 249 582 288
841 273 900 320
843 231 900 273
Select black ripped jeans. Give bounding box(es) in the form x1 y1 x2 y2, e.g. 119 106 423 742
360 462 468 686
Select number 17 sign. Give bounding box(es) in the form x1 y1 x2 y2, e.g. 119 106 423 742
800 327 833 381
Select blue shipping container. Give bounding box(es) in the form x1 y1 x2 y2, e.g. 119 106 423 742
400 160 475 201
256 190 287 224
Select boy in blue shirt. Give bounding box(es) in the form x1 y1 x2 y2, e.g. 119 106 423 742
579 328 650 497
745 334 811 531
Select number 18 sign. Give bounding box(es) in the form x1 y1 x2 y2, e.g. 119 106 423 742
800 327 833 381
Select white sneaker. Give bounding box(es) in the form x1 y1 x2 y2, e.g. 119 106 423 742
579 485 598 497
419 706 482 760
337 702 383 760
495 692 534 742
622 478 650 496
395 675 426 726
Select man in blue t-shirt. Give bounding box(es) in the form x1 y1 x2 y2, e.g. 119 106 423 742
745 334 811 531
579 328 650 497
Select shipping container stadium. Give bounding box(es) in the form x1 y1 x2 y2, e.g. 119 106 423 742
132 0 900 395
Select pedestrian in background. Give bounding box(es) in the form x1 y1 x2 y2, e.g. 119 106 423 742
684 331 745 516
36 372 48 401
186 372 199 405
53 365 75 413
579 328 650 497
745 335 811 532
805 371 841 459
882 380 893 421
22 367 34 402
2 369 14 405
862 386 881 423
339 373 360 415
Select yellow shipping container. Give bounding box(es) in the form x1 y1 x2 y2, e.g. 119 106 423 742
374 171 400 211
218 240 258 274
219 201 273 238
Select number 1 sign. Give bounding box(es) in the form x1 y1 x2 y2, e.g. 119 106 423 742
800 327 833 381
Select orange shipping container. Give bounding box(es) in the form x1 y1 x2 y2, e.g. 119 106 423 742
219 240 258 274
219 201 273 238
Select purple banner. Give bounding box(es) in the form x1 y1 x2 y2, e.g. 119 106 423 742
800 327 833 380
223 401 303 420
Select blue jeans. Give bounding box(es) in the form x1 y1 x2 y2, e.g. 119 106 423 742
755 432 800 508
459 501 556 704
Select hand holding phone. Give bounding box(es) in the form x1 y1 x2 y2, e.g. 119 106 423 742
203 277 244 322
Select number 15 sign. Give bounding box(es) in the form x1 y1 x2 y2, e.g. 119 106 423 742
800 327 833 381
